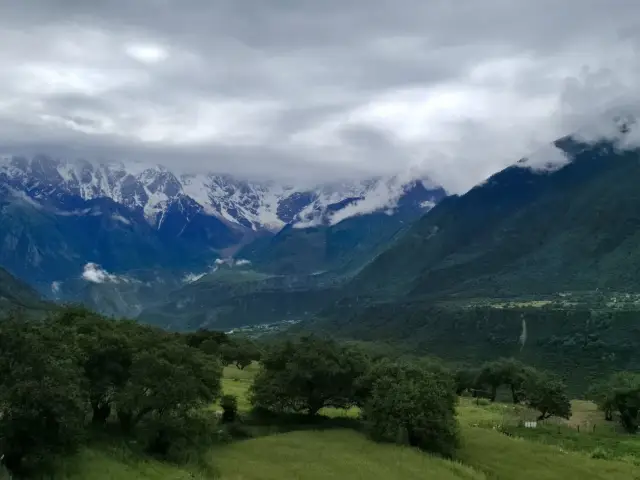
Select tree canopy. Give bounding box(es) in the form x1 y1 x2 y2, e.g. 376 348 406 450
362 361 459 458
250 335 369 415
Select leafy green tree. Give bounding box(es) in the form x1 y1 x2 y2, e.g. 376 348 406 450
475 361 505 402
362 361 459 458
588 372 640 425
612 386 640 433
521 372 571 421
115 338 222 433
587 379 615 421
0 316 86 476
50 308 138 426
221 394 239 423
476 358 534 402
454 367 480 396
185 329 230 355
220 337 261 369
250 335 370 416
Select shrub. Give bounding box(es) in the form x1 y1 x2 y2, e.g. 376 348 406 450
221 394 239 423
137 411 219 463
521 372 571 421
362 361 459 458
0 317 86 476
590 447 613 460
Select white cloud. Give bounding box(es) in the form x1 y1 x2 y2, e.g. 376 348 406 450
81 262 122 283
328 179 408 225
0 1 639 191
182 272 206 283
518 143 571 173
125 43 169 64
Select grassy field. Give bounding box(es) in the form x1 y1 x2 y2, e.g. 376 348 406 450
57 363 640 480
212 429 484 480
218 363 260 412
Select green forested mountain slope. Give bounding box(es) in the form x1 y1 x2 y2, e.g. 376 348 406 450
302 135 640 388
348 138 640 300
0 266 48 314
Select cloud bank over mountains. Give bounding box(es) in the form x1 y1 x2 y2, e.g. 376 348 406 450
0 1 639 193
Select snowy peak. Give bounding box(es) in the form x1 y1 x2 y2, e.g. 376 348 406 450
0 155 444 234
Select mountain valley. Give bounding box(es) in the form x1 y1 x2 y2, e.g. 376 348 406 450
0 154 443 318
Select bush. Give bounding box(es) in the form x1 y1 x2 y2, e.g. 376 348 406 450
362 361 459 458
221 394 239 423
590 447 614 460
137 411 219 463
0 317 86 477
521 372 571 421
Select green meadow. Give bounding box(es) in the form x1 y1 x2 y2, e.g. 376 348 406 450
55 364 640 480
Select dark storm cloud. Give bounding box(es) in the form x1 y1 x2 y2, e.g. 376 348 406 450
0 0 639 191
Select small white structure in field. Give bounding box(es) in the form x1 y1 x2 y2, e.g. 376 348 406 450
524 421 538 428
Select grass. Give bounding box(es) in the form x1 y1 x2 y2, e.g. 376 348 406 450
55 446 209 479
56 364 640 480
456 396 531 426
460 426 639 480
212 429 484 480
218 363 260 412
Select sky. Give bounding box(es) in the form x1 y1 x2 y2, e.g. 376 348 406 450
0 0 639 193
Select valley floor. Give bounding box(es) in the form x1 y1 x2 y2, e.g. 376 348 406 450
56 364 640 480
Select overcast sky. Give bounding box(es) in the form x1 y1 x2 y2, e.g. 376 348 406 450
0 0 638 192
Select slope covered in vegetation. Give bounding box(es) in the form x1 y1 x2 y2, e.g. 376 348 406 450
3 309 639 479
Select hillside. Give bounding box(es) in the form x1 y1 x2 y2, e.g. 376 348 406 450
0 266 47 314
56 364 640 480
348 136 640 300
296 132 640 383
137 266 340 330
239 181 446 275
137 182 445 329
141 132 640 330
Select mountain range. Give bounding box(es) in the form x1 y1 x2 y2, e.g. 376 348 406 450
0 154 443 314
3 114 640 338
2 116 640 393
137 116 640 332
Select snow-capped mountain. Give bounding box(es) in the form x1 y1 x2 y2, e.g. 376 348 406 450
0 153 445 301
0 154 442 234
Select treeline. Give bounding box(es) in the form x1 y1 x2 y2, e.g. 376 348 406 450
454 358 640 433
2 307 639 478
0 306 258 477
317 303 640 393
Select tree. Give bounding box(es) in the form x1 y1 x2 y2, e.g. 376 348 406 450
521 372 571 421
185 329 230 356
115 338 222 433
454 367 480 396
587 379 615 421
0 316 86 476
588 372 640 426
50 308 137 426
362 361 459 458
476 358 534 402
475 361 504 401
249 335 370 416
220 337 261 370
220 394 239 423
612 386 640 434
